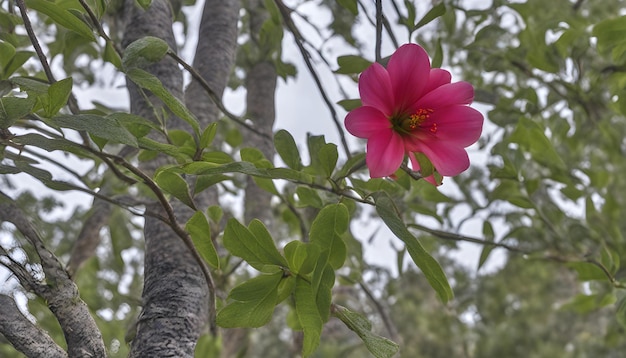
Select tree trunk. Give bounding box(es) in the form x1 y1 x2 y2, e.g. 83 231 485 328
120 0 210 356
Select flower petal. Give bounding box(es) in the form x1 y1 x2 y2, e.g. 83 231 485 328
424 68 452 93
366 130 405 177
417 143 470 176
415 81 474 110
428 106 484 147
387 44 431 113
345 106 391 138
359 62 394 116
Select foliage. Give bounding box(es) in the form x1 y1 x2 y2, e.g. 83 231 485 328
0 0 625 357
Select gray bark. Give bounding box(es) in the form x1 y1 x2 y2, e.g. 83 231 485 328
185 0 239 128
243 0 277 226
66 195 112 277
219 2 278 356
0 294 68 358
120 0 210 356
185 0 240 213
0 193 106 357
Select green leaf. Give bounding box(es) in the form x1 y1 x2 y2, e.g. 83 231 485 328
318 143 338 177
601 244 621 275
103 41 122 69
490 179 534 209
336 98 362 112
334 305 399 358
248 220 289 267
295 277 323 357
223 218 287 271
335 55 371 74
122 36 169 69
562 293 616 314
296 186 323 209
153 169 195 209
186 211 219 269
52 114 138 146
617 297 626 328
0 41 16 71
333 152 366 180
307 134 327 173
217 271 282 328
275 59 297 80
284 241 320 275
477 221 495 270
374 193 453 302
11 77 49 94
207 205 223 224
12 133 91 157
138 137 186 159
44 77 72 117
240 148 279 195
274 129 302 170
593 16 626 63
568 261 607 282
336 0 357 15
431 38 443 68
109 112 158 138
414 2 446 30
309 204 349 270
277 275 296 304
4 51 34 79
201 151 233 164
125 67 200 135
200 123 218 149
0 96 35 128
26 0 95 40
313 264 334 322
135 0 152 10
413 152 435 178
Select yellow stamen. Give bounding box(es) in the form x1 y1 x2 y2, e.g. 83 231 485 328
400 108 434 132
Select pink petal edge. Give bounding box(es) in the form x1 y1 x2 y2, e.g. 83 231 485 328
345 106 392 138
359 63 394 116
366 130 405 178
387 44 431 113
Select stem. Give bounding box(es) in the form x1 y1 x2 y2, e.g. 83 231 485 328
375 0 383 63
16 0 55 83
274 0 352 159
168 51 270 141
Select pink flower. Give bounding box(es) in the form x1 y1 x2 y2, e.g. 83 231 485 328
345 44 483 185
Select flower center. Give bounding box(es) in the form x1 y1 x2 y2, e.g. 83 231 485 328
399 108 436 133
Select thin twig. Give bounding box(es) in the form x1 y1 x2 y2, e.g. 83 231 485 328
16 0 55 83
274 0 352 159
358 280 399 342
408 223 626 288
409 223 527 254
375 0 383 63
17 0 86 123
103 152 217 333
167 51 271 141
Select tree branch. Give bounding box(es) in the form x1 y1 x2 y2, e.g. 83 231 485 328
170 51 271 141
0 192 106 357
409 223 626 288
0 294 68 358
274 0 352 159
375 0 382 63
